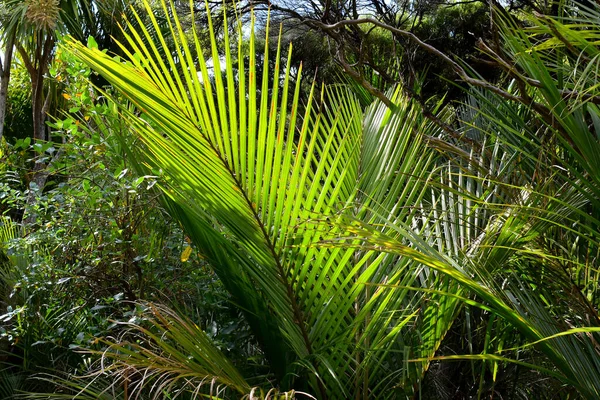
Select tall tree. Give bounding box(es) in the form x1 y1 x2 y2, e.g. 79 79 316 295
0 0 67 189
0 0 135 191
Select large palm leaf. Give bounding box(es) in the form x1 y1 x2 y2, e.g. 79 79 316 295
340 3 600 397
66 0 457 397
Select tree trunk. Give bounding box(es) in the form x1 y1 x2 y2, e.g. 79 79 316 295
0 33 15 141
18 34 56 224
30 35 54 143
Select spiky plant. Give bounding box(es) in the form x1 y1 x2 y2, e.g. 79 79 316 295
58 0 600 399
61 0 467 397
336 2 600 397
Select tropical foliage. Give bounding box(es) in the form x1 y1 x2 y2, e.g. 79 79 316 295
0 0 599 398
45 0 600 398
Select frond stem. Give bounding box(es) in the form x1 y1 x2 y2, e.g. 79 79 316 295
200 125 326 399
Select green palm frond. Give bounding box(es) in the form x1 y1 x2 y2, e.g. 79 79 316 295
0 216 25 286
0 216 18 248
341 4 600 397
66 0 457 396
94 303 251 398
66 0 600 397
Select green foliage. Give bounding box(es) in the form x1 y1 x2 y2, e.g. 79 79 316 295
65 0 485 397
0 138 27 222
346 2 600 397
3 60 33 143
411 2 495 100
65 0 600 398
0 37 257 397
1 0 599 398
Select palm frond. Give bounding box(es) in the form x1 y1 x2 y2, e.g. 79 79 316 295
67 0 457 395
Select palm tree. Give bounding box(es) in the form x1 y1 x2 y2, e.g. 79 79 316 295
63 0 600 398
346 3 600 397
66 0 462 397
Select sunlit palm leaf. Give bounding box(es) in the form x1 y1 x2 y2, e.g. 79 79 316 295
67 0 464 395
